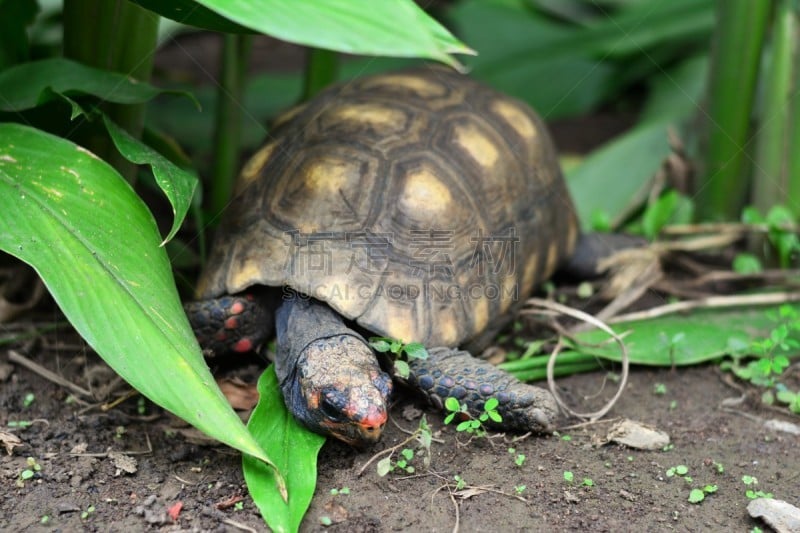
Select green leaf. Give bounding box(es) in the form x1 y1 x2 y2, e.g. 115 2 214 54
0 58 194 112
487 411 503 423
102 115 197 244
640 54 708 124
0 123 279 470
456 420 473 432
393 360 410 380
484 397 499 411
449 0 615 117
369 337 392 353
732 253 763 274
244 367 326 533
688 488 705 503
572 303 800 366
642 190 691 239
130 0 254 33
376 457 392 477
444 397 461 412
192 0 472 69
403 342 429 360
567 122 672 229
563 471 574 482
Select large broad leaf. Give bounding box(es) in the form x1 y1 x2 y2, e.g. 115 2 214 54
572 303 800 366
0 123 283 488
0 58 194 112
244 367 326 533
131 0 253 33
197 0 471 67
103 115 197 244
448 0 615 118
567 121 672 229
639 54 709 124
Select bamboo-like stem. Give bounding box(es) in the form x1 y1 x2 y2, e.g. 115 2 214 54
697 0 771 221
507 361 602 383
499 350 598 372
209 33 252 222
787 11 800 219
63 0 159 183
303 48 339 100
753 0 795 212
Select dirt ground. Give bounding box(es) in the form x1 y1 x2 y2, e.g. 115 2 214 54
3 28 799 533
1 326 799 532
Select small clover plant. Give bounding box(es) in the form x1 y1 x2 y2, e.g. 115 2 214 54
369 337 429 378
443 397 502 437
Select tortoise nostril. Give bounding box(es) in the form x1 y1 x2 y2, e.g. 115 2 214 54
362 421 385 433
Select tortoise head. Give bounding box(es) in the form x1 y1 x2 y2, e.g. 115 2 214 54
284 335 392 446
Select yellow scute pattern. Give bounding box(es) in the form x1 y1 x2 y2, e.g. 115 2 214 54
491 100 536 140
398 168 452 215
453 122 498 169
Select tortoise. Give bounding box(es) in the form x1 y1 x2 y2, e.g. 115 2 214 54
186 67 615 447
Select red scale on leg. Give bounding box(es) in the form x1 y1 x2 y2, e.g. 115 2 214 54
224 317 239 329
233 338 253 353
230 301 245 315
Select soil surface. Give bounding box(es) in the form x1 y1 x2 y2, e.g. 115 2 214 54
1 329 799 532
4 29 799 533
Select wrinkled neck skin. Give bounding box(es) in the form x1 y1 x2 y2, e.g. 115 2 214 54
275 292 391 446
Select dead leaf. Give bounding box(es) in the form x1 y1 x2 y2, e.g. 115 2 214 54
564 490 580 504
747 498 800 533
401 404 423 421
108 451 138 475
322 500 349 524
216 377 260 410
763 419 800 436
167 501 183 521
215 494 244 510
0 362 13 382
0 431 23 455
69 443 88 454
606 419 670 450
454 487 488 500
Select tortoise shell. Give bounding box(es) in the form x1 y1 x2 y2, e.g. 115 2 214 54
197 68 579 348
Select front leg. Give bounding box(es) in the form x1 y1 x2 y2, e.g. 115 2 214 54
185 293 273 357
405 347 558 432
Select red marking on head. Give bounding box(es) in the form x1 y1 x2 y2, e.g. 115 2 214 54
233 338 253 352
230 301 245 314
359 408 388 430
224 317 239 329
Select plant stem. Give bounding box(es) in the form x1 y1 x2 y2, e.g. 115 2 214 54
63 0 159 183
697 0 770 220
508 362 603 383
753 0 795 213
787 11 800 219
303 48 339 100
209 33 252 222
498 350 598 372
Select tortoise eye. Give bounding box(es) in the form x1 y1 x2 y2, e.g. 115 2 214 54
320 390 347 421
